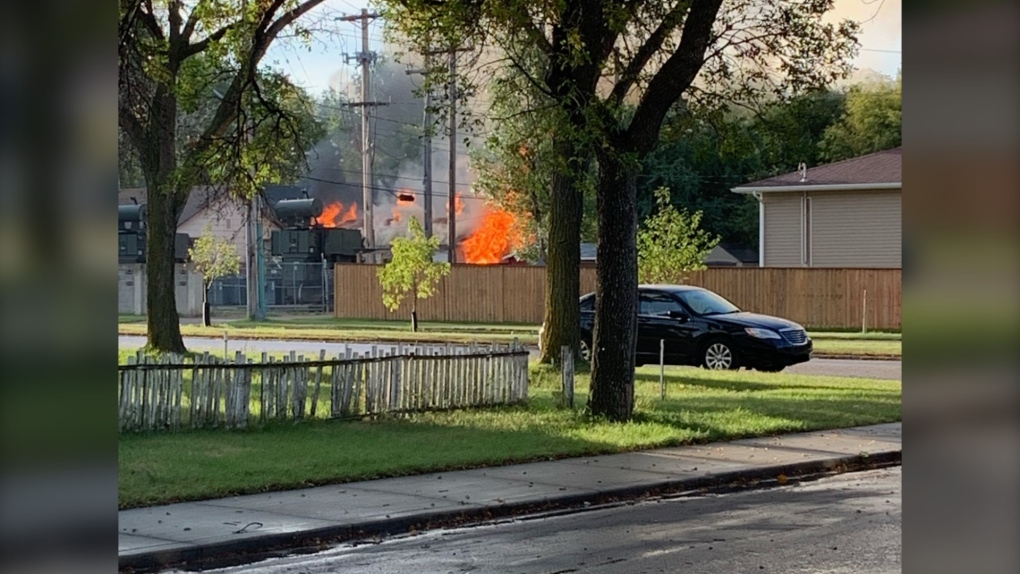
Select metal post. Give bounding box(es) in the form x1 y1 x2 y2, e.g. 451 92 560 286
245 201 254 317
447 49 457 263
254 194 266 320
659 339 665 400
321 254 328 313
561 345 574 409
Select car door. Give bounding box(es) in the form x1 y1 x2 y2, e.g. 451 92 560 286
637 290 698 364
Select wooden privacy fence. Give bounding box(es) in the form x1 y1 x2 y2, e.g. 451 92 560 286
118 341 530 433
335 264 901 330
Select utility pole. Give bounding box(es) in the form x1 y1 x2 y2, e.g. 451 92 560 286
338 9 380 255
421 45 470 262
447 49 457 264
406 55 434 238
244 115 265 321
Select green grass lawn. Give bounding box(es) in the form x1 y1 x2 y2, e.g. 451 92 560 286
119 318 539 345
118 363 901 509
810 338 900 357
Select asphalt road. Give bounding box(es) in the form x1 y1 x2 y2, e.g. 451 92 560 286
168 467 901 574
119 335 901 380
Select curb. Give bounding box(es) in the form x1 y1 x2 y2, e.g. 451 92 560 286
119 449 900 573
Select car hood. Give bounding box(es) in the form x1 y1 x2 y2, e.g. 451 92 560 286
705 311 803 332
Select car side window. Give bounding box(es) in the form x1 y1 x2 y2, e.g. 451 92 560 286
579 295 595 312
639 291 684 316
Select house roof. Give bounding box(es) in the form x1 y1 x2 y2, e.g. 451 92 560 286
732 147 901 193
118 185 306 226
118 186 226 225
706 243 758 266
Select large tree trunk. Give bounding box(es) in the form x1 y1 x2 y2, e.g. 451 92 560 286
588 152 639 421
539 138 583 364
143 93 187 354
145 183 187 353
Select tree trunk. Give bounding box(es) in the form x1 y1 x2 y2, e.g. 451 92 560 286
203 284 211 327
539 137 584 364
411 282 419 332
145 183 187 353
588 152 639 421
143 91 187 354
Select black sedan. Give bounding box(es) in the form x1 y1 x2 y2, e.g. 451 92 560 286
576 285 812 372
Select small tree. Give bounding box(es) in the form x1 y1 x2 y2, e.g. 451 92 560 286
188 226 241 327
638 188 721 284
378 217 451 332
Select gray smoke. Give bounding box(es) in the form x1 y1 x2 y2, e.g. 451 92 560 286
301 53 488 246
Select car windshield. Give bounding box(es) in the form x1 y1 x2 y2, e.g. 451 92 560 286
676 289 740 315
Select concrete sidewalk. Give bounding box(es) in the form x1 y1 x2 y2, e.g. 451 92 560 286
119 422 901 572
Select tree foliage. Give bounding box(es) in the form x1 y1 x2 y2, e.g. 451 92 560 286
188 225 241 290
820 74 902 161
188 224 241 326
377 217 451 330
638 88 848 247
638 188 720 284
382 0 860 420
119 0 330 352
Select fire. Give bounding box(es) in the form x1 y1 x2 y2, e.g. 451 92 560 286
462 208 523 265
445 193 464 216
316 202 358 227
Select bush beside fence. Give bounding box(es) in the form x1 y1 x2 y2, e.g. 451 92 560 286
118 342 530 433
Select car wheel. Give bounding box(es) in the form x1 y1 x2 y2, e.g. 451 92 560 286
579 338 592 362
702 339 739 370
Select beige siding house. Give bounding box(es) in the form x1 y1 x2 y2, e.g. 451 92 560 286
118 186 281 257
732 148 902 268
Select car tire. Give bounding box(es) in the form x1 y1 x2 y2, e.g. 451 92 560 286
701 339 740 370
579 337 592 362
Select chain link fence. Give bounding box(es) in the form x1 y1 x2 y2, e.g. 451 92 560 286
208 261 334 312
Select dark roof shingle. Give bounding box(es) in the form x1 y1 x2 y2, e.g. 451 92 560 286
735 147 901 190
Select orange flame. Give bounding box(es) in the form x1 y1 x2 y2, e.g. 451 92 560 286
315 201 358 228
445 193 464 216
462 208 523 265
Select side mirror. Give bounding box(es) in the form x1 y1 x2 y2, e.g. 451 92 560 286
667 310 689 321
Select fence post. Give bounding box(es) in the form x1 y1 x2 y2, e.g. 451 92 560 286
862 289 868 334
310 349 326 418
659 339 666 400
561 346 574 409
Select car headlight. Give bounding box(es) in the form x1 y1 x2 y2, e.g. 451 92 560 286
744 327 781 340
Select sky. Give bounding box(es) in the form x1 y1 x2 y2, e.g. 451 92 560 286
265 0 902 96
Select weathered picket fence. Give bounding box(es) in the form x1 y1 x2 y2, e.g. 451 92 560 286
118 341 530 433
